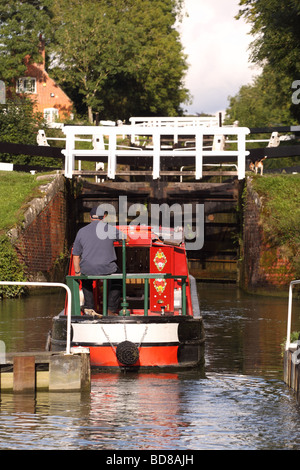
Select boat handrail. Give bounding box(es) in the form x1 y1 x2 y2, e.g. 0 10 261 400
0 281 72 355
66 273 187 317
286 279 300 351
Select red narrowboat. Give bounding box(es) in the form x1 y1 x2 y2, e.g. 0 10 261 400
49 226 205 371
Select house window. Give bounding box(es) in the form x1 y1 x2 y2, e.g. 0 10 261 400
16 77 36 94
44 108 59 123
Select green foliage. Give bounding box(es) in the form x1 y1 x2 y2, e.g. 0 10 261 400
0 171 54 298
225 67 296 128
0 97 59 167
0 0 54 82
237 0 300 74
0 0 189 121
290 331 300 343
0 235 27 298
0 97 43 146
49 0 189 120
281 331 300 356
0 171 43 231
236 0 300 122
224 68 300 170
251 174 300 276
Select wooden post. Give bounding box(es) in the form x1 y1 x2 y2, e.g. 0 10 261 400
80 351 91 392
13 356 36 393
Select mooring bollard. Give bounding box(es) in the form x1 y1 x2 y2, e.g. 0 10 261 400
0 351 91 394
49 350 91 392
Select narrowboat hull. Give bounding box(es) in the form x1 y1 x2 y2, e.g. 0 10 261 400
49 225 205 371
50 313 205 371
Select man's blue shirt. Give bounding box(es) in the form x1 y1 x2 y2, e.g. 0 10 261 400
73 221 123 275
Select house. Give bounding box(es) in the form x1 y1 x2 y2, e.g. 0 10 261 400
15 37 73 125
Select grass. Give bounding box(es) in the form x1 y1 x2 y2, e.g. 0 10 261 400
0 171 45 233
250 173 300 276
251 174 300 243
0 171 55 297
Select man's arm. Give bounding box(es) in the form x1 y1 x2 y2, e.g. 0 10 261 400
73 255 81 275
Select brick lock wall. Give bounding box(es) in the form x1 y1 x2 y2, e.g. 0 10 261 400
241 182 263 289
259 244 295 287
241 177 296 291
14 183 69 282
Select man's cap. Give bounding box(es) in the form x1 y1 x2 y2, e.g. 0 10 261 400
90 206 105 219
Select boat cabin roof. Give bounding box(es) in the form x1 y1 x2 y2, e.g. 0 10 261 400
116 225 185 248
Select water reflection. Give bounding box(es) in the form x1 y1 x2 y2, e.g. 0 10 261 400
86 371 206 450
0 391 88 450
1 285 300 449
198 283 300 378
1 370 299 450
0 292 64 352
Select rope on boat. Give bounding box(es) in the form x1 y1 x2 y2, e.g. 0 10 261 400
138 325 148 348
101 326 116 354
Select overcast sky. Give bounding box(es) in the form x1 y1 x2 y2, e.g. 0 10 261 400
177 0 260 117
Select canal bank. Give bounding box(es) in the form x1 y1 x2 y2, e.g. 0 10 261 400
0 173 76 294
240 174 300 295
1 171 299 296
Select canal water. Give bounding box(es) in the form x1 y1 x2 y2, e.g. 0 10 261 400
0 283 300 450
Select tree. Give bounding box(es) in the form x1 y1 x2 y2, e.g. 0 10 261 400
0 0 189 122
236 0 300 121
49 0 128 122
237 0 300 72
49 0 189 121
0 0 53 81
0 96 58 166
224 66 296 128
116 0 189 117
224 67 300 170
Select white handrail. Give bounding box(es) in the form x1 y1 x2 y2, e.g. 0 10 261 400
286 279 300 351
61 124 250 180
0 281 72 355
129 116 220 127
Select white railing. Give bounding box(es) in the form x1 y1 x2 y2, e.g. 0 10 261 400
285 280 300 351
61 124 250 180
0 281 72 355
129 116 220 127
129 116 220 144
227 131 282 148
